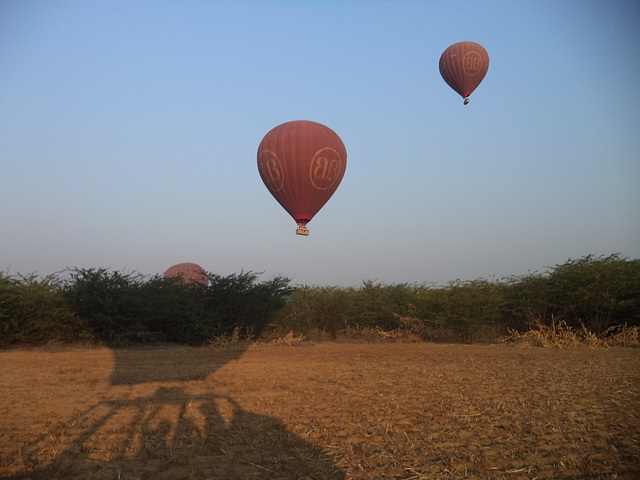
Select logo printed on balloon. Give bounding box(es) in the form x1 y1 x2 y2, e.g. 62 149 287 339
309 147 342 190
258 150 285 192
462 51 483 76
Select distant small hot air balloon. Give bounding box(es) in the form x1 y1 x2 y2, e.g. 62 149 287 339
439 41 489 105
257 120 347 235
163 262 208 286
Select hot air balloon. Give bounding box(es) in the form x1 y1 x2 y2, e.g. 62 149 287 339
257 120 347 235
439 41 489 105
163 262 208 286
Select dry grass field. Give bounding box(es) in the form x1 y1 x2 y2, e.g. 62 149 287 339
1 342 639 479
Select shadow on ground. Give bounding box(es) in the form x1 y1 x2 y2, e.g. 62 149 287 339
109 344 248 385
9 346 345 480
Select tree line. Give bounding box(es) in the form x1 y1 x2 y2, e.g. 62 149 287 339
1 254 638 346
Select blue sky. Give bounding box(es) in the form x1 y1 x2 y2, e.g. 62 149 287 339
1 0 639 286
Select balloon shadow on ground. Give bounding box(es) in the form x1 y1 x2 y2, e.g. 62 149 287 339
109 344 248 385
9 346 345 480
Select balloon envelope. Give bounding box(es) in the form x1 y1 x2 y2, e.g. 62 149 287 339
257 120 347 234
163 262 208 285
439 41 489 102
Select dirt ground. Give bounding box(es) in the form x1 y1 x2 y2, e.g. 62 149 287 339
1 342 639 479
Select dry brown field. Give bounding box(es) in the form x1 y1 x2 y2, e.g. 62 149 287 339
1 342 639 479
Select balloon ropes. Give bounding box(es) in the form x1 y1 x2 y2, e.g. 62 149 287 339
439 41 489 105
257 120 347 236
163 262 208 286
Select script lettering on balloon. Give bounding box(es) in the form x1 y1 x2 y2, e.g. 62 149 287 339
462 51 483 76
258 150 285 192
310 147 342 190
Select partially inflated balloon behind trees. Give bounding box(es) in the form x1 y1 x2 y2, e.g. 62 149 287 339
163 262 208 286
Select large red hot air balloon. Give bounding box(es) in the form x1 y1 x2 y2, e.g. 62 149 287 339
257 120 347 235
163 262 208 286
439 41 489 105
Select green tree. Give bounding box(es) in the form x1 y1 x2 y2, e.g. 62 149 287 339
419 279 507 343
203 271 293 338
503 272 555 331
546 254 640 333
275 285 351 338
0 273 83 345
64 268 293 346
63 268 153 345
349 281 417 330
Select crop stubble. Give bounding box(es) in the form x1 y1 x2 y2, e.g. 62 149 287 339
0 343 638 479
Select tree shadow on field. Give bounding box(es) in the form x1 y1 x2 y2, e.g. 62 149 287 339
9 346 345 480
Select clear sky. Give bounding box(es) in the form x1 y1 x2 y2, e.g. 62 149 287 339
1 0 639 286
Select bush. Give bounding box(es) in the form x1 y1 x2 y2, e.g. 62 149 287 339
349 281 417 330
0 273 84 345
2 253 638 346
134 275 210 345
62 268 293 346
504 254 640 335
269 254 640 344
63 268 154 346
546 254 640 333
203 271 294 338
503 272 554 332
273 280 506 343
272 286 352 338
414 279 507 343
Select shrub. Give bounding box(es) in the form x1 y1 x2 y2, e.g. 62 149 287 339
135 275 211 344
348 281 417 330
3 253 638 346
503 272 554 332
546 254 640 333
203 271 293 338
504 254 640 335
0 273 84 345
63 268 154 346
62 267 293 346
414 279 507 343
273 280 507 343
273 286 351 338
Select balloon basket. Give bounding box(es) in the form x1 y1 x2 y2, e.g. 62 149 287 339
296 227 310 236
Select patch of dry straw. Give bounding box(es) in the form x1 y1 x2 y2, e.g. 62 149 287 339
500 319 639 348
